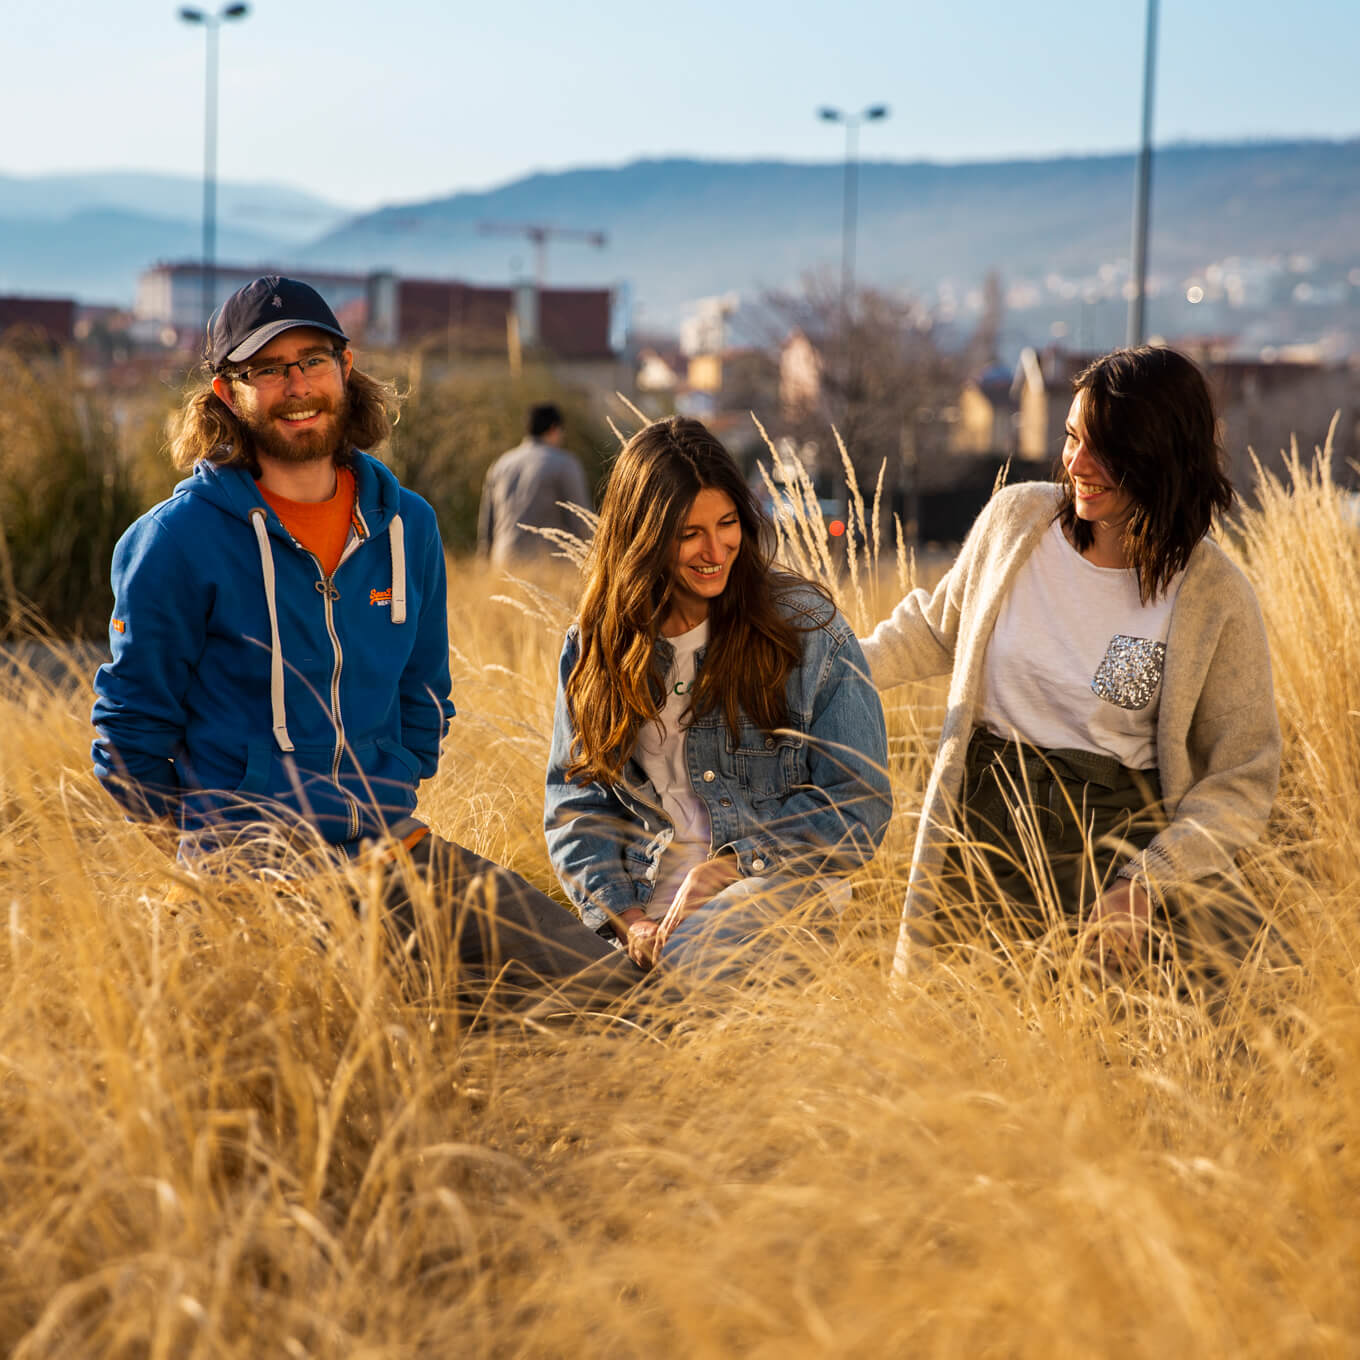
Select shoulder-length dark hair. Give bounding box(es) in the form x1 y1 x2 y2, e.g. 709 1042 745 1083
565 416 819 786
1057 345 1233 603
168 364 399 474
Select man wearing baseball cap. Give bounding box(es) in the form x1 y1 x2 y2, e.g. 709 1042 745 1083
92 276 639 1006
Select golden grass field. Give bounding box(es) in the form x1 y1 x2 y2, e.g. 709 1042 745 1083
1 438 1358 1357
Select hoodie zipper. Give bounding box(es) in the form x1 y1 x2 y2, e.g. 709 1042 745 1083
302 524 367 841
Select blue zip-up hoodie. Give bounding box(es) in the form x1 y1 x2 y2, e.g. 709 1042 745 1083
91 452 455 847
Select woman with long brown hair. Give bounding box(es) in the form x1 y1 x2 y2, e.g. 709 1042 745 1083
544 417 891 985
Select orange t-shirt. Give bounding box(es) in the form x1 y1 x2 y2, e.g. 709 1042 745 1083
259 465 357 577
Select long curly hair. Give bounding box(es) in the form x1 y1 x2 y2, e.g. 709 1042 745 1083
564 417 821 786
168 364 400 474
1057 346 1233 603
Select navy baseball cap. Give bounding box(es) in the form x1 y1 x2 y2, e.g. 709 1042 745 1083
207 275 349 367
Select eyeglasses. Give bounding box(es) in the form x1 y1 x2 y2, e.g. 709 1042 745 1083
231 350 344 390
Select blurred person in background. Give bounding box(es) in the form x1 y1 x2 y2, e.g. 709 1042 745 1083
860 346 1280 984
545 416 892 989
478 402 592 566
91 276 640 1008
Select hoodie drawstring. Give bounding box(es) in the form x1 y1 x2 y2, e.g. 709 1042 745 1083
389 513 407 624
249 508 296 753
249 503 405 755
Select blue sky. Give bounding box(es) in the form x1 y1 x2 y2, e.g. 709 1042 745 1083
11 0 1359 209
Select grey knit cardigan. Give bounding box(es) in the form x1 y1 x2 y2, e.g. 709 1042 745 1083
859 482 1281 971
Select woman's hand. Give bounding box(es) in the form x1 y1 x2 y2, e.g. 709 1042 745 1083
1085 878 1152 974
655 855 744 958
615 908 662 970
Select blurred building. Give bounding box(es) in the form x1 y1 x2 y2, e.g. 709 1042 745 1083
1012 346 1092 461
1011 344 1359 491
634 295 779 437
135 263 619 365
385 277 613 359
636 346 685 395
0 295 76 349
1190 349 1359 488
135 263 369 336
951 362 1024 456
779 328 824 425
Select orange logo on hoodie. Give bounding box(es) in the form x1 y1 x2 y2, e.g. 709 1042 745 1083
369 588 392 607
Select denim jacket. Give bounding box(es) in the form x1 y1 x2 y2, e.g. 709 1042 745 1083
544 586 892 932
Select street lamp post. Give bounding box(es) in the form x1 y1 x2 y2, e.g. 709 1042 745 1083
179 4 250 335
817 104 889 438
1127 0 1159 346
818 104 890 335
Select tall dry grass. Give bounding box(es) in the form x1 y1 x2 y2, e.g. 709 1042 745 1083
1 433 1358 1356
0 350 152 641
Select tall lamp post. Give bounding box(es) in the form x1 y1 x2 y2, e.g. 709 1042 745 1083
179 4 250 335
1127 0 1159 346
817 104 890 336
818 104 889 439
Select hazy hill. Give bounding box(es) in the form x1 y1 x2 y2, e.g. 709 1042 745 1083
304 140 1360 323
0 208 302 304
0 170 354 303
0 170 353 243
3 142 1359 337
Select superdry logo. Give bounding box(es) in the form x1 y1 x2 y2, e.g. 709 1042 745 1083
369 588 392 607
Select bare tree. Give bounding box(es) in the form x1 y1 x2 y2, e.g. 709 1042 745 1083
746 271 962 541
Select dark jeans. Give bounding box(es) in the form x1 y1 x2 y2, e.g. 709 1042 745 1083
380 833 644 1010
929 729 1265 974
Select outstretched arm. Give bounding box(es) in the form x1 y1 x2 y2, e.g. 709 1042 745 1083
858 568 961 689
858 485 1032 689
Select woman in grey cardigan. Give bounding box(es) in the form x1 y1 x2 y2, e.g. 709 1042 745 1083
861 346 1280 979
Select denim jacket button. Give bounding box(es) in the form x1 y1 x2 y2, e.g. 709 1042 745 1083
764 737 775 749
751 858 766 872
702 769 716 782
719 797 732 807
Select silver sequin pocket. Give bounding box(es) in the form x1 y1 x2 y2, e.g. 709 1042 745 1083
1091 635 1166 711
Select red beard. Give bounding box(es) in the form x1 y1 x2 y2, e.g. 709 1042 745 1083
242 387 350 465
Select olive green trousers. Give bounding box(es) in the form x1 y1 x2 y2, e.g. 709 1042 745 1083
928 728 1266 974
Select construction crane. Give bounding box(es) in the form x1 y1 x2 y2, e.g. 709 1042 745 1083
477 222 607 287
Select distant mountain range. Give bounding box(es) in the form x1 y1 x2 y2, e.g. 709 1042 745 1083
4 142 1360 344
0 171 352 241
0 171 353 301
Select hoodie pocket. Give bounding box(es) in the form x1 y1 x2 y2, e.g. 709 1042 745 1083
233 739 273 794
376 736 422 779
